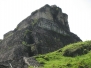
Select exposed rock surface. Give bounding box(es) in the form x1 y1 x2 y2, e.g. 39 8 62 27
23 57 41 67
0 4 81 68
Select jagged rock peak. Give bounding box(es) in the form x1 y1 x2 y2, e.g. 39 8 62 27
31 4 63 21
0 4 81 68
16 4 70 33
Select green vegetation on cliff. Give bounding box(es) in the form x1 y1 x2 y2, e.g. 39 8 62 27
29 40 91 68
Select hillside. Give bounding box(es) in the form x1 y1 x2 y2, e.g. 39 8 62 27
29 40 91 68
0 4 81 68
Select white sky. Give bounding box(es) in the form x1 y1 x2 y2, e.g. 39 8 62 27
0 0 91 41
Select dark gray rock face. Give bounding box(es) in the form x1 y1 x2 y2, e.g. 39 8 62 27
0 4 81 68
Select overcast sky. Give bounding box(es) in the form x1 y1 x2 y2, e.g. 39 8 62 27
0 0 91 41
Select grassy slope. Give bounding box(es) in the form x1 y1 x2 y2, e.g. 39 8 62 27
30 41 91 68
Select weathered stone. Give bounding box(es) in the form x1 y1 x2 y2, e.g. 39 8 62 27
23 57 41 67
0 4 81 68
4 31 13 39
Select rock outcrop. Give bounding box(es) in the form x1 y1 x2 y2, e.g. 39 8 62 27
0 4 81 68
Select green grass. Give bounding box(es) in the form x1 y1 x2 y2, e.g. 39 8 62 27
33 40 91 68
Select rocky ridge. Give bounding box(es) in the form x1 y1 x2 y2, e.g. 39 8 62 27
0 4 81 68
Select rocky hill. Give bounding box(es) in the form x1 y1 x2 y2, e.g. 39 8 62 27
0 4 81 68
